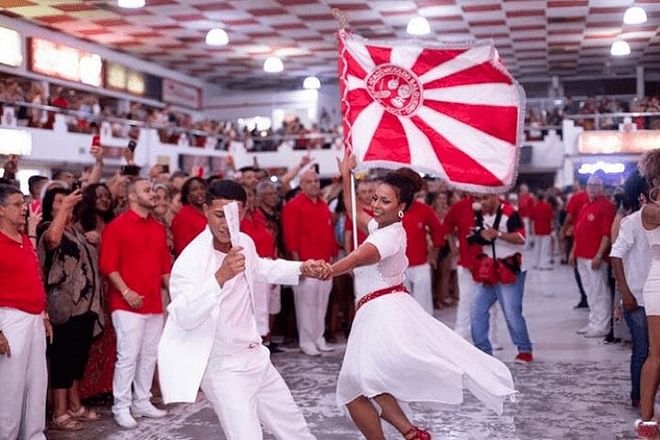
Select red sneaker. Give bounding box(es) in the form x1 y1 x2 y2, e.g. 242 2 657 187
634 419 658 439
515 352 534 363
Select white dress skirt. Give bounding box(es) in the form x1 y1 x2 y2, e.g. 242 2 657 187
336 220 517 415
642 209 660 316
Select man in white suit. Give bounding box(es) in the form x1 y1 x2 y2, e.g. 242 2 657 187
158 180 326 440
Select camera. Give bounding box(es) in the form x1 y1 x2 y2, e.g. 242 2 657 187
466 210 492 246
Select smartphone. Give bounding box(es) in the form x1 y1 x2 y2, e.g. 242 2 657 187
120 165 141 176
91 135 101 154
161 164 170 173
71 180 82 191
127 140 137 153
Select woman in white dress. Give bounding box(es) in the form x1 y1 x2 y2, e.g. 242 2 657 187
325 153 517 440
636 150 660 439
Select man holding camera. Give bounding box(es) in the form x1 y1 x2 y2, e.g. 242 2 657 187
469 193 534 363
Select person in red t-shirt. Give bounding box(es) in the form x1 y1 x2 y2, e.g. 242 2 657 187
570 173 616 338
344 179 374 253
0 184 52 440
402 199 445 315
563 183 590 308
281 170 338 356
99 178 171 428
530 192 555 270
171 177 207 256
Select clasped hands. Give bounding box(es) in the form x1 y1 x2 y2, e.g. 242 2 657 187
301 260 332 280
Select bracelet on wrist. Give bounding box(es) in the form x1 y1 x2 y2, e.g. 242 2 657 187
121 287 130 297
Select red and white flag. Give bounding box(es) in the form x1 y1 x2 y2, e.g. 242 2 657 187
338 30 525 192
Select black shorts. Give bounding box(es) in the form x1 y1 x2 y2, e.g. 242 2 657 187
47 312 97 390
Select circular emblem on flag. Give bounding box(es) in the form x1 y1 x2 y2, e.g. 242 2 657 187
365 64 422 117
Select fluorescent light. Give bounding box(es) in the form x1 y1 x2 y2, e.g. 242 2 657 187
610 40 631 56
578 161 625 175
303 76 321 89
623 6 647 25
117 0 145 8
407 17 430 36
206 28 228 46
0 128 32 156
264 56 283 73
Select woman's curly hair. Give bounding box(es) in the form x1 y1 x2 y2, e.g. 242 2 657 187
639 149 660 187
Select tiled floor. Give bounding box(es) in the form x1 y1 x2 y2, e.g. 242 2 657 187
49 265 653 440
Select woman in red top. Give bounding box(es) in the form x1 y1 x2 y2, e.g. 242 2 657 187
171 177 207 256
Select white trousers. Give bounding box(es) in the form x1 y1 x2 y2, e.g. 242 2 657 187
534 234 552 269
201 345 315 440
577 258 611 334
454 267 499 343
293 278 332 351
404 263 434 315
0 308 47 440
111 310 164 415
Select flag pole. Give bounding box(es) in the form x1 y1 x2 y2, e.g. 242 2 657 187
350 172 358 252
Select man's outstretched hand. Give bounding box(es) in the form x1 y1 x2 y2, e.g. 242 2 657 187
301 260 332 280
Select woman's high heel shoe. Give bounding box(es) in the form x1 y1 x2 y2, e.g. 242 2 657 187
404 426 431 440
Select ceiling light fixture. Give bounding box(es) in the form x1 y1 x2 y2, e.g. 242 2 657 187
205 28 228 46
623 6 647 25
610 40 631 56
117 0 145 8
406 17 430 36
303 76 321 89
264 56 283 73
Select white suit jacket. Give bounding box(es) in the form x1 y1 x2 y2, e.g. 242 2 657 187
157 227 302 403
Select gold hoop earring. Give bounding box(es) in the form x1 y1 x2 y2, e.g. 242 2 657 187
398 210 404 218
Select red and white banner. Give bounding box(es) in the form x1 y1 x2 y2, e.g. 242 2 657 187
338 30 525 192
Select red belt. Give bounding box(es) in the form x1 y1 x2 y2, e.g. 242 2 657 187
356 283 408 312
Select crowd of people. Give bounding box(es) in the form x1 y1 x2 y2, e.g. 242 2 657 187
0 145 659 439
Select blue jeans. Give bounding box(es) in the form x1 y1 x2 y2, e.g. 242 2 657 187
471 271 533 355
622 306 648 401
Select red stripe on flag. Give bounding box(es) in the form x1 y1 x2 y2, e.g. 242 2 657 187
364 112 410 164
345 89 373 124
423 62 512 89
344 49 369 80
411 48 467 77
410 115 502 186
366 45 392 66
423 100 518 145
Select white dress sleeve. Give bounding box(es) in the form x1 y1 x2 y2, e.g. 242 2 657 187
365 222 401 260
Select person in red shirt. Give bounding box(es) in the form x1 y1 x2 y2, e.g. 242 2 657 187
530 192 555 270
171 177 207 256
241 186 278 346
402 198 445 315
100 178 171 428
570 173 616 338
443 194 499 343
0 184 52 440
282 170 338 356
563 182 590 308
344 179 374 253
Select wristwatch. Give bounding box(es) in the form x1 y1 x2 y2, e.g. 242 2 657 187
497 231 503 239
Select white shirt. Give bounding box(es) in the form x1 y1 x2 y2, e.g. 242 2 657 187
610 210 651 304
212 250 262 355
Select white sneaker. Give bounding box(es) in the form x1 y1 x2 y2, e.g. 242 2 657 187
114 412 138 429
584 329 608 338
131 403 167 419
316 340 335 352
576 324 592 334
492 342 504 351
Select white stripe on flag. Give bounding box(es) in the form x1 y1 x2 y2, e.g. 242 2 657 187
416 105 515 183
347 74 366 92
423 83 517 107
398 117 448 179
418 45 493 85
346 39 376 73
390 46 424 71
351 101 384 162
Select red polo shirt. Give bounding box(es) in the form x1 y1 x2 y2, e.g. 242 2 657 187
530 200 554 235
573 196 616 259
402 200 445 266
241 210 276 259
281 192 337 261
171 204 207 256
0 231 46 314
100 209 171 314
565 190 589 222
518 193 536 218
442 196 482 269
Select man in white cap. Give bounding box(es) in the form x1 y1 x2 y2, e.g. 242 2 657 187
569 172 616 338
